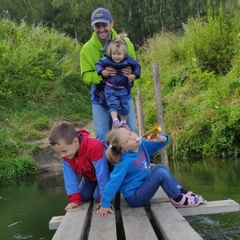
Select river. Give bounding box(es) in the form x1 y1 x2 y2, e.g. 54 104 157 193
1 159 240 240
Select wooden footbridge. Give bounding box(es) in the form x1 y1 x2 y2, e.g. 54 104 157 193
49 187 240 240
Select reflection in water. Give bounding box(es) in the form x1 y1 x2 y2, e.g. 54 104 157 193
0 173 67 240
169 159 240 240
0 159 240 239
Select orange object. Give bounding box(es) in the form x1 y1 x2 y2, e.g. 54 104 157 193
141 124 162 139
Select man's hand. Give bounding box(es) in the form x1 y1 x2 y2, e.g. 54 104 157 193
97 207 115 217
101 69 110 77
65 202 79 211
126 74 136 82
122 66 132 76
105 66 117 76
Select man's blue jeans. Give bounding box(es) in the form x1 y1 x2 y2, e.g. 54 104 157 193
125 164 181 208
92 98 137 148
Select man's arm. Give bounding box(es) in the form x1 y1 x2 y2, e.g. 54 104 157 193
80 45 103 85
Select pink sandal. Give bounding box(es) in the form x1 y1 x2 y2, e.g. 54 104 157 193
170 194 201 208
185 191 207 203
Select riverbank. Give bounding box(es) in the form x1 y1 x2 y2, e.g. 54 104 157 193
32 121 95 174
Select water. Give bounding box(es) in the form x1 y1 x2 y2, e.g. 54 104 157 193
1 159 240 240
0 173 67 240
169 159 240 240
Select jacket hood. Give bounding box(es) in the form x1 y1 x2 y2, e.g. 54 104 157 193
77 129 90 138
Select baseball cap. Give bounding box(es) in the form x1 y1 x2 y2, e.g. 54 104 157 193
91 8 112 26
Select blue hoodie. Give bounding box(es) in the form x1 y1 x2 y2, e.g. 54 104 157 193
101 134 170 208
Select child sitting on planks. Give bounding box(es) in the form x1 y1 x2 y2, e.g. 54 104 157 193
96 127 206 217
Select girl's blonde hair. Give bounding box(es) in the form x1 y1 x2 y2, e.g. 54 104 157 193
106 128 123 164
107 34 128 59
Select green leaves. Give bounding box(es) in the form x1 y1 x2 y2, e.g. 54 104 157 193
0 157 38 179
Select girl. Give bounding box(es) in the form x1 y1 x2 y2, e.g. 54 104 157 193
95 36 141 130
97 127 206 217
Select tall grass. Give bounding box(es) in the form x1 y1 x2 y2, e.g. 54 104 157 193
0 156 38 179
0 20 92 178
135 3 240 159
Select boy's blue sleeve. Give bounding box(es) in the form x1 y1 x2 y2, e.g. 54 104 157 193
62 160 80 195
92 150 109 200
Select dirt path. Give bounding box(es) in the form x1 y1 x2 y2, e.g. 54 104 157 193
32 121 95 173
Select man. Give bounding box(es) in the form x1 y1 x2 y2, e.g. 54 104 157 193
80 7 138 147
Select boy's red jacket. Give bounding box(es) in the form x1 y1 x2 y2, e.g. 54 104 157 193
62 130 109 204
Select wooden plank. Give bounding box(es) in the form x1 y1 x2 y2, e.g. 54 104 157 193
178 199 240 216
88 203 117 240
150 201 203 240
52 201 91 240
150 188 203 240
49 216 63 230
120 196 158 240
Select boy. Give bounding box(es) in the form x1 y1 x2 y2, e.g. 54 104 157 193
48 121 109 210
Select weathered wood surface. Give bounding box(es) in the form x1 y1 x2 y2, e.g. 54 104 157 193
88 203 117 240
120 197 158 240
49 187 240 240
150 188 203 240
51 201 91 240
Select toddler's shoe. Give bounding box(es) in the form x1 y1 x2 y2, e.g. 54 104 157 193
185 191 207 204
113 119 121 128
122 122 130 130
170 194 200 208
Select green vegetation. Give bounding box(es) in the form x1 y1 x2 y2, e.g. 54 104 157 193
134 4 240 160
0 20 92 179
0 2 240 179
0 156 38 179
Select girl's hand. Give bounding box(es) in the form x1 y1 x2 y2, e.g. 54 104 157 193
65 202 79 211
147 134 167 142
97 207 115 217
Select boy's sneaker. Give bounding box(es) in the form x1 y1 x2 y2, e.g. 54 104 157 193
185 191 207 204
122 122 130 130
112 119 120 128
170 194 200 208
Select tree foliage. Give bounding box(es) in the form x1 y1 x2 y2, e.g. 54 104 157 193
1 0 238 47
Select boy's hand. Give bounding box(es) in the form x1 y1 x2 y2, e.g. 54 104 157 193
97 207 115 217
65 202 79 211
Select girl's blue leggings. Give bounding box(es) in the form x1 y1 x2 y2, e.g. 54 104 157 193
125 164 181 207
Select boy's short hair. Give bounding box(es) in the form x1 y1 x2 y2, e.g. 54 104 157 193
48 121 78 145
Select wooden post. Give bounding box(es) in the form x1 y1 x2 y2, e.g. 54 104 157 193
152 63 168 167
135 88 145 136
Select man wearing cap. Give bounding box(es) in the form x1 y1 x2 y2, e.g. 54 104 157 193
80 7 138 148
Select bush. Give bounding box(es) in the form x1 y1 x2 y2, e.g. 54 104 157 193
0 156 38 179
